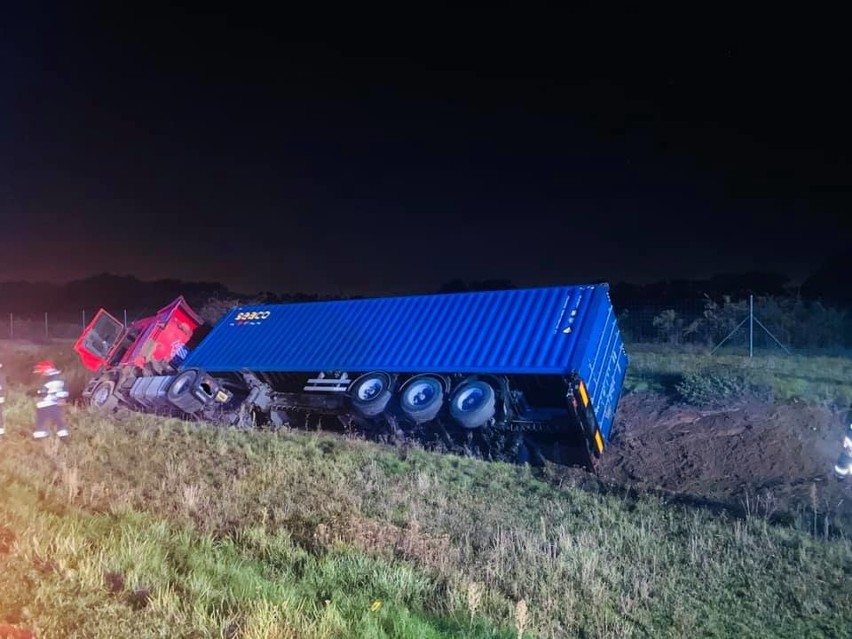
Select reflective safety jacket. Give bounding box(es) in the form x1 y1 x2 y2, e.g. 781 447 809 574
37 372 69 409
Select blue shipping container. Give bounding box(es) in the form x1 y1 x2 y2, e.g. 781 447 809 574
182 284 628 439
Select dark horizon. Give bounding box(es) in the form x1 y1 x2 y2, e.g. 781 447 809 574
3 6 850 297
0 265 842 303
0 261 835 295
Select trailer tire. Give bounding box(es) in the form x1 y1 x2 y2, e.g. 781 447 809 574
90 380 119 412
400 375 444 423
349 371 393 418
449 380 495 429
167 370 204 414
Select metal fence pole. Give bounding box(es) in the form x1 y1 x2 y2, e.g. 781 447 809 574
124 309 128 328
45 312 49 339
749 294 754 358
82 309 86 329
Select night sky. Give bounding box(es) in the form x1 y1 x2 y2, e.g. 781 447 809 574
2 5 850 296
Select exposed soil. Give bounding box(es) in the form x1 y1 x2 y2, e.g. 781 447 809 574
593 392 852 530
0 625 36 639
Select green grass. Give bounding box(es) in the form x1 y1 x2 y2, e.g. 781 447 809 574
625 344 852 406
0 338 92 399
0 499 501 638
1 391 850 638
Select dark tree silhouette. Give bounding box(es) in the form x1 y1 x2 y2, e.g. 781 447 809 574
802 250 852 307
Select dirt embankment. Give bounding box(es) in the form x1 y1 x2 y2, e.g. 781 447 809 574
592 392 852 530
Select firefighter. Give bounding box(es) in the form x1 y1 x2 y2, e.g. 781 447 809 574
835 423 852 479
32 360 70 439
0 362 6 436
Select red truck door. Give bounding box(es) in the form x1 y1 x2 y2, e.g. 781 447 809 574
74 310 126 372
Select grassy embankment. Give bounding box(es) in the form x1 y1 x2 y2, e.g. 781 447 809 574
625 344 852 407
0 395 849 637
0 339 850 637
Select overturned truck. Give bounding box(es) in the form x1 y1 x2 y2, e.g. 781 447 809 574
76 284 628 469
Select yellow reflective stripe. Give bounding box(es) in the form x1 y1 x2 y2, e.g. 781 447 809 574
594 430 604 453
578 382 589 407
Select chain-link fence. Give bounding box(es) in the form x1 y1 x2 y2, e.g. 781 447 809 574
1 294 850 355
0 308 160 342
614 295 852 356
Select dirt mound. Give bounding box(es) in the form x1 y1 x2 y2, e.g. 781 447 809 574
596 392 852 530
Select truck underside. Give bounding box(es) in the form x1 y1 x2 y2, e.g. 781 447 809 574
84 365 605 469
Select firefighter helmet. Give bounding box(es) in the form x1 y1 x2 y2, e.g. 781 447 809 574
33 360 58 375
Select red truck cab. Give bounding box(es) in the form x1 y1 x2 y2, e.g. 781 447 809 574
74 297 205 373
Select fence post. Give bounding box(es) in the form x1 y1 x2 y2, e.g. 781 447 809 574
82 309 86 329
45 312 49 339
749 294 754 358
124 309 128 328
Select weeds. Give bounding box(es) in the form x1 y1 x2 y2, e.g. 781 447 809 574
674 365 767 406
625 346 852 406
0 396 852 639
0 379 850 636
514 599 528 639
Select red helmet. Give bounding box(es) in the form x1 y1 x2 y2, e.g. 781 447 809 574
33 360 56 375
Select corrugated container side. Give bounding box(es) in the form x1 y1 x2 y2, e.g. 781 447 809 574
180 285 625 380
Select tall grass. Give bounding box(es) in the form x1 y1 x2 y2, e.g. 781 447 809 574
625 345 852 406
1 391 850 638
0 339 91 399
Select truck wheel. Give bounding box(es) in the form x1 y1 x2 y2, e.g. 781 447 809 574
349 371 392 418
400 375 444 423
91 380 119 412
449 380 495 429
167 370 204 414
